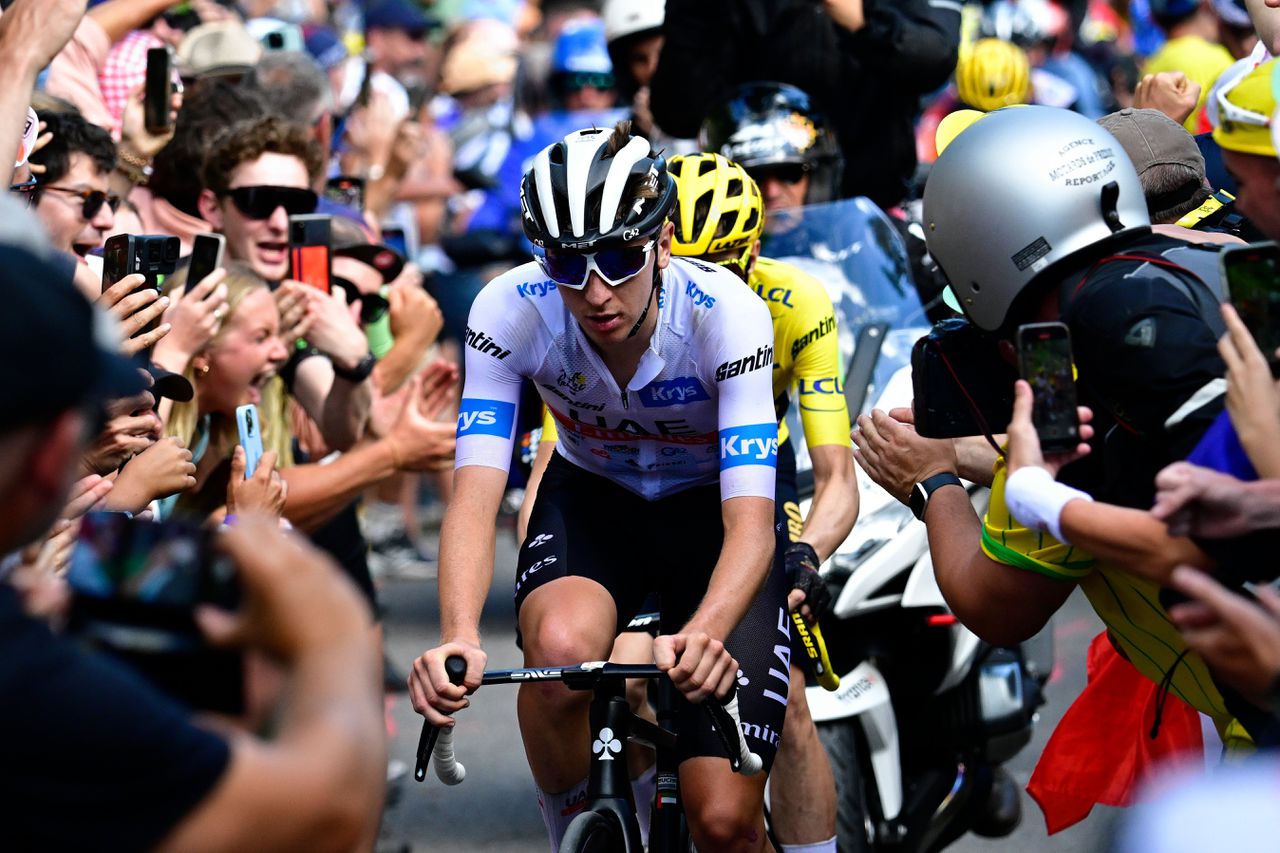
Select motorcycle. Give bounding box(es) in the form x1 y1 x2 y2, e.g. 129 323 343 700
763 198 1052 852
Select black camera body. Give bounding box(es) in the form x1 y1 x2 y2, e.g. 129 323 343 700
103 234 181 289
911 318 1017 440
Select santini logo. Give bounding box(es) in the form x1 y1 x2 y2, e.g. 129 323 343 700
719 423 778 468
792 316 836 359
456 399 516 439
464 326 511 360
716 345 773 381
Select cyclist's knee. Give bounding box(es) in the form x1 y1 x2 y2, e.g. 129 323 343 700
685 795 769 851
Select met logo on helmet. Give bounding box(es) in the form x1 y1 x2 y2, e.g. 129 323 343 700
719 423 778 469
457 398 516 439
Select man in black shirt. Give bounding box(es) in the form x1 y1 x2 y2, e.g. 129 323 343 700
0 199 385 851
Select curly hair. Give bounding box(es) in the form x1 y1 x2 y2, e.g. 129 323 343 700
30 111 116 187
201 116 324 198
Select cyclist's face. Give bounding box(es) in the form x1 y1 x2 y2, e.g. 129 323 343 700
753 165 809 213
560 222 673 347
1222 149 1280 241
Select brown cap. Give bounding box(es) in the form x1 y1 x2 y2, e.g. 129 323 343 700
1097 108 1205 179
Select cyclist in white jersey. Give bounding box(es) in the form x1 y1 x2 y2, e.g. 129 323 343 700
411 122 787 851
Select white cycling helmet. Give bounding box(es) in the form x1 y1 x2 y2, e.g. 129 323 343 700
923 105 1149 332
521 125 676 252
602 0 665 45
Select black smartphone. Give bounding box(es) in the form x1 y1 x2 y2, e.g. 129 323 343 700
144 47 174 135
186 233 225 294
1221 241 1280 364
288 214 332 294
325 176 366 211
1016 322 1080 453
65 513 243 713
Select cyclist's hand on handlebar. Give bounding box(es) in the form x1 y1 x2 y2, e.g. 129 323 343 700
409 640 487 725
784 541 831 621
654 630 738 704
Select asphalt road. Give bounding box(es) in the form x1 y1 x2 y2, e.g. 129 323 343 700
377 520 1118 852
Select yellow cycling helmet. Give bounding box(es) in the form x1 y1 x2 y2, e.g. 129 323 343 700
956 38 1032 112
668 153 765 258
1213 58 1278 158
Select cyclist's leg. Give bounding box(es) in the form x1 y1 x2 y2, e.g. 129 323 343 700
770 665 837 850
681 758 773 851
608 626 657 843
770 441 837 850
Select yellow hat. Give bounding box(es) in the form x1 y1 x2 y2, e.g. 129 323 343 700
935 109 988 156
956 39 1032 112
1212 59 1277 157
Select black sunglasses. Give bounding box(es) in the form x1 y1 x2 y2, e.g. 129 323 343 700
747 163 809 186
9 176 37 208
225 185 319 220
333 277 390 326
39 185 122 219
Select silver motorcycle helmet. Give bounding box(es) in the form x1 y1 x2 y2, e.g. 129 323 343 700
923 105 1149 332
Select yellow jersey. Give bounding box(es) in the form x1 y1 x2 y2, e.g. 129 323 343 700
542 257 851 451
981 458 1242 739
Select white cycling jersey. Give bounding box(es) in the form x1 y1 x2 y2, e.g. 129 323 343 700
455 256 779 501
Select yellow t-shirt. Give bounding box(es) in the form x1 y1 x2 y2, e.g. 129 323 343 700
981 458 1240 737
1144 36 1233 132
543 257 852 451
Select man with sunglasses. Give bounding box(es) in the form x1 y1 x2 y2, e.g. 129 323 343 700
412 123 786 852
27 110 120 265
197 116 373 454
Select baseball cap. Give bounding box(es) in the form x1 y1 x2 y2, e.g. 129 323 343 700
177 20 264 78
1212 58 1277 157
1213 0 1251 28
0 200 144 429
146 364 194 402
364 0 438 37
304 25 348 71
1098 108 1205 177
330 211 405 283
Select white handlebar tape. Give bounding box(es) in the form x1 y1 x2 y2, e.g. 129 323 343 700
722 693 763 776
432 725 467 785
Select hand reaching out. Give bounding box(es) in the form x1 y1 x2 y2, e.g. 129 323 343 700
226 447 288 518
1005 379 1094 479
97 275 172 355
153 269 229 372
1218 303 1280 476
1133 71 1202 126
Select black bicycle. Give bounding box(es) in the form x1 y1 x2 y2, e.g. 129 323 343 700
415 656 762 852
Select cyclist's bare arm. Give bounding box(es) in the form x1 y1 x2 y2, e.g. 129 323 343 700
1059 499 1211 585
410 465 506 725
657 494 775 702
925 486 1073 646
800 443 858 560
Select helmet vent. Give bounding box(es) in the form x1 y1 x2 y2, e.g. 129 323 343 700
698 157 716 176
726 177 742 199
743 208 759 234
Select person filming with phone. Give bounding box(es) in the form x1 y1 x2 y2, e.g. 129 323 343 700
0 193 386 851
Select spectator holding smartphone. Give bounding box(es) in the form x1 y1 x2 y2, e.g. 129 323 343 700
0 192 385 850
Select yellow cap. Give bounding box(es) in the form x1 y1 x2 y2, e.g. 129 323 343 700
1213 59 1278 157
935 109 988 156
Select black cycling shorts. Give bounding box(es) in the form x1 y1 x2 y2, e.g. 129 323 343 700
516 452 790 770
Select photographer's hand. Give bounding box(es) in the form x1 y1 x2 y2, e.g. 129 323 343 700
97 275 172 355
153 269 228 374
107 436 196 512
852 408 957 505
274 281 313 349
1218 303 1280 477
1005 380 1094 478
226 447 288 518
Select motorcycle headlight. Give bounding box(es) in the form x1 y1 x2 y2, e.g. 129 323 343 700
825 499 915 582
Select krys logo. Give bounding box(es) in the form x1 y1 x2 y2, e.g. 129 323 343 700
456 399 516 438
719 423 778 468
638 377 711 407
517 280 557 298
684 280 717 309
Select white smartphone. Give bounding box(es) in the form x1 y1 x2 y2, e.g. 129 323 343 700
234 404 264 479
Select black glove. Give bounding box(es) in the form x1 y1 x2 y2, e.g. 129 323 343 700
784 541 832 617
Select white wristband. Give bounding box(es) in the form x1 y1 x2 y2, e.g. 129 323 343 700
1003 466 1093 545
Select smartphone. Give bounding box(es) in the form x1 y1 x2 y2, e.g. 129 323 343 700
1016 322 1081 453
325 176 366 211
65 512 243 713
1221 241 1280 364
144 47 174 135
235 404 265 479
288 214 332 294
381 227 408 258
186 233 225 294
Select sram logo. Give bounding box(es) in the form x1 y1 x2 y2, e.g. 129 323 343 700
456 399 516 438
719 423 778 468
716 345 773 381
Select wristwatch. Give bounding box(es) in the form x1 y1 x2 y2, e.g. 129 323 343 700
332 352 377 383
909 472 963 521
